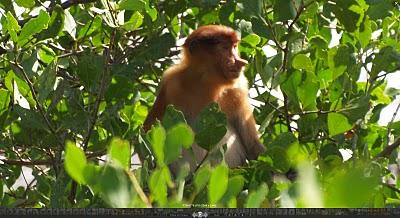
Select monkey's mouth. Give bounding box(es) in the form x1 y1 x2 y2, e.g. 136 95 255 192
228 69 241 78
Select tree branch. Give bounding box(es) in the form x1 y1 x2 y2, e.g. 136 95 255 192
1 159 52 166
375 137 400 158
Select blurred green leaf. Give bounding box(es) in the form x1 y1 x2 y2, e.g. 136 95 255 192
366 0 393 20
96 165 135 207
325 163 380 207
149 166 172 206
194 164 211 194
147 123 166 166
164 123 194 164
119 0 146 11
0 89 11 113
208 164 229 205
64 141 88 184
109 137 131 170
245 183 268 208
220 176 245 207
15 0 34 8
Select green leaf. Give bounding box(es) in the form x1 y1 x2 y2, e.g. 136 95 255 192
34 61 56 103
280 71 302 110
142 33 175 60
149 166 171 206
297 72 319 109
76 54 104 88
108 137 131 170
0 89 11 113
38 45 56 64
77 15 102 40
63 9 76 39
6 12 21 43
18 10 50 44
208 164 229 204
164 123 194 165
15 0 35 8
328 113 353 137
96 165 135 208
269 146 290 173
332 0 364 32
237 0 262 17
241 34 261 47
325 163 380 207
194 164 211 194
119 0 146 11
251 17 272 39
366 0 393 20
245 183 268 208
14 106 48 130
40 5 64 39
193 103 227 151
309 35 328 48
370 47 400 78
358 17 372 48
144 3 157 21
0 0 13 12
273 0 296 21
64 141 88 184
328 45 353 80
147 123 166 166
220 176 245 205
123 11 143 31
162 105 186 130
292 54 313 72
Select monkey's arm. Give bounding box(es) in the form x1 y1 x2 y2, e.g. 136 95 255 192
218 88 266 160
143 87 167 132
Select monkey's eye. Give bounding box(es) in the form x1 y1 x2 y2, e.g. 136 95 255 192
221 44 230 50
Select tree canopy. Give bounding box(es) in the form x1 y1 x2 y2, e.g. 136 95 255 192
1 0 400 208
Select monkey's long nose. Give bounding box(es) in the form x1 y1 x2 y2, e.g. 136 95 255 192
236 57 248 68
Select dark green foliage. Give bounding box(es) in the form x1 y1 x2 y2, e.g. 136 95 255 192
0 0 400 208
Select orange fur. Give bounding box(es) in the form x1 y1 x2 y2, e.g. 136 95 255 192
143 25 265 170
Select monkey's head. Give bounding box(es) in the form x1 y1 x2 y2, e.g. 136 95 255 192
183 25 248 80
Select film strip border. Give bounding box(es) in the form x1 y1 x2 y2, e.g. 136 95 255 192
1 208 400 217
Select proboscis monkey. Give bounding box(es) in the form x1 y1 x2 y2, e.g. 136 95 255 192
143 25 265 172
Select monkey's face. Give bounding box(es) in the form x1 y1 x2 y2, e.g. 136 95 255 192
215 42 248 79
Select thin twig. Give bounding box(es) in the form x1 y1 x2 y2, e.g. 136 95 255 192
18 0 98 26
1 159 52 166
386 100 400 147
10 62 63 148
128 171 152 208
382 182 400 193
